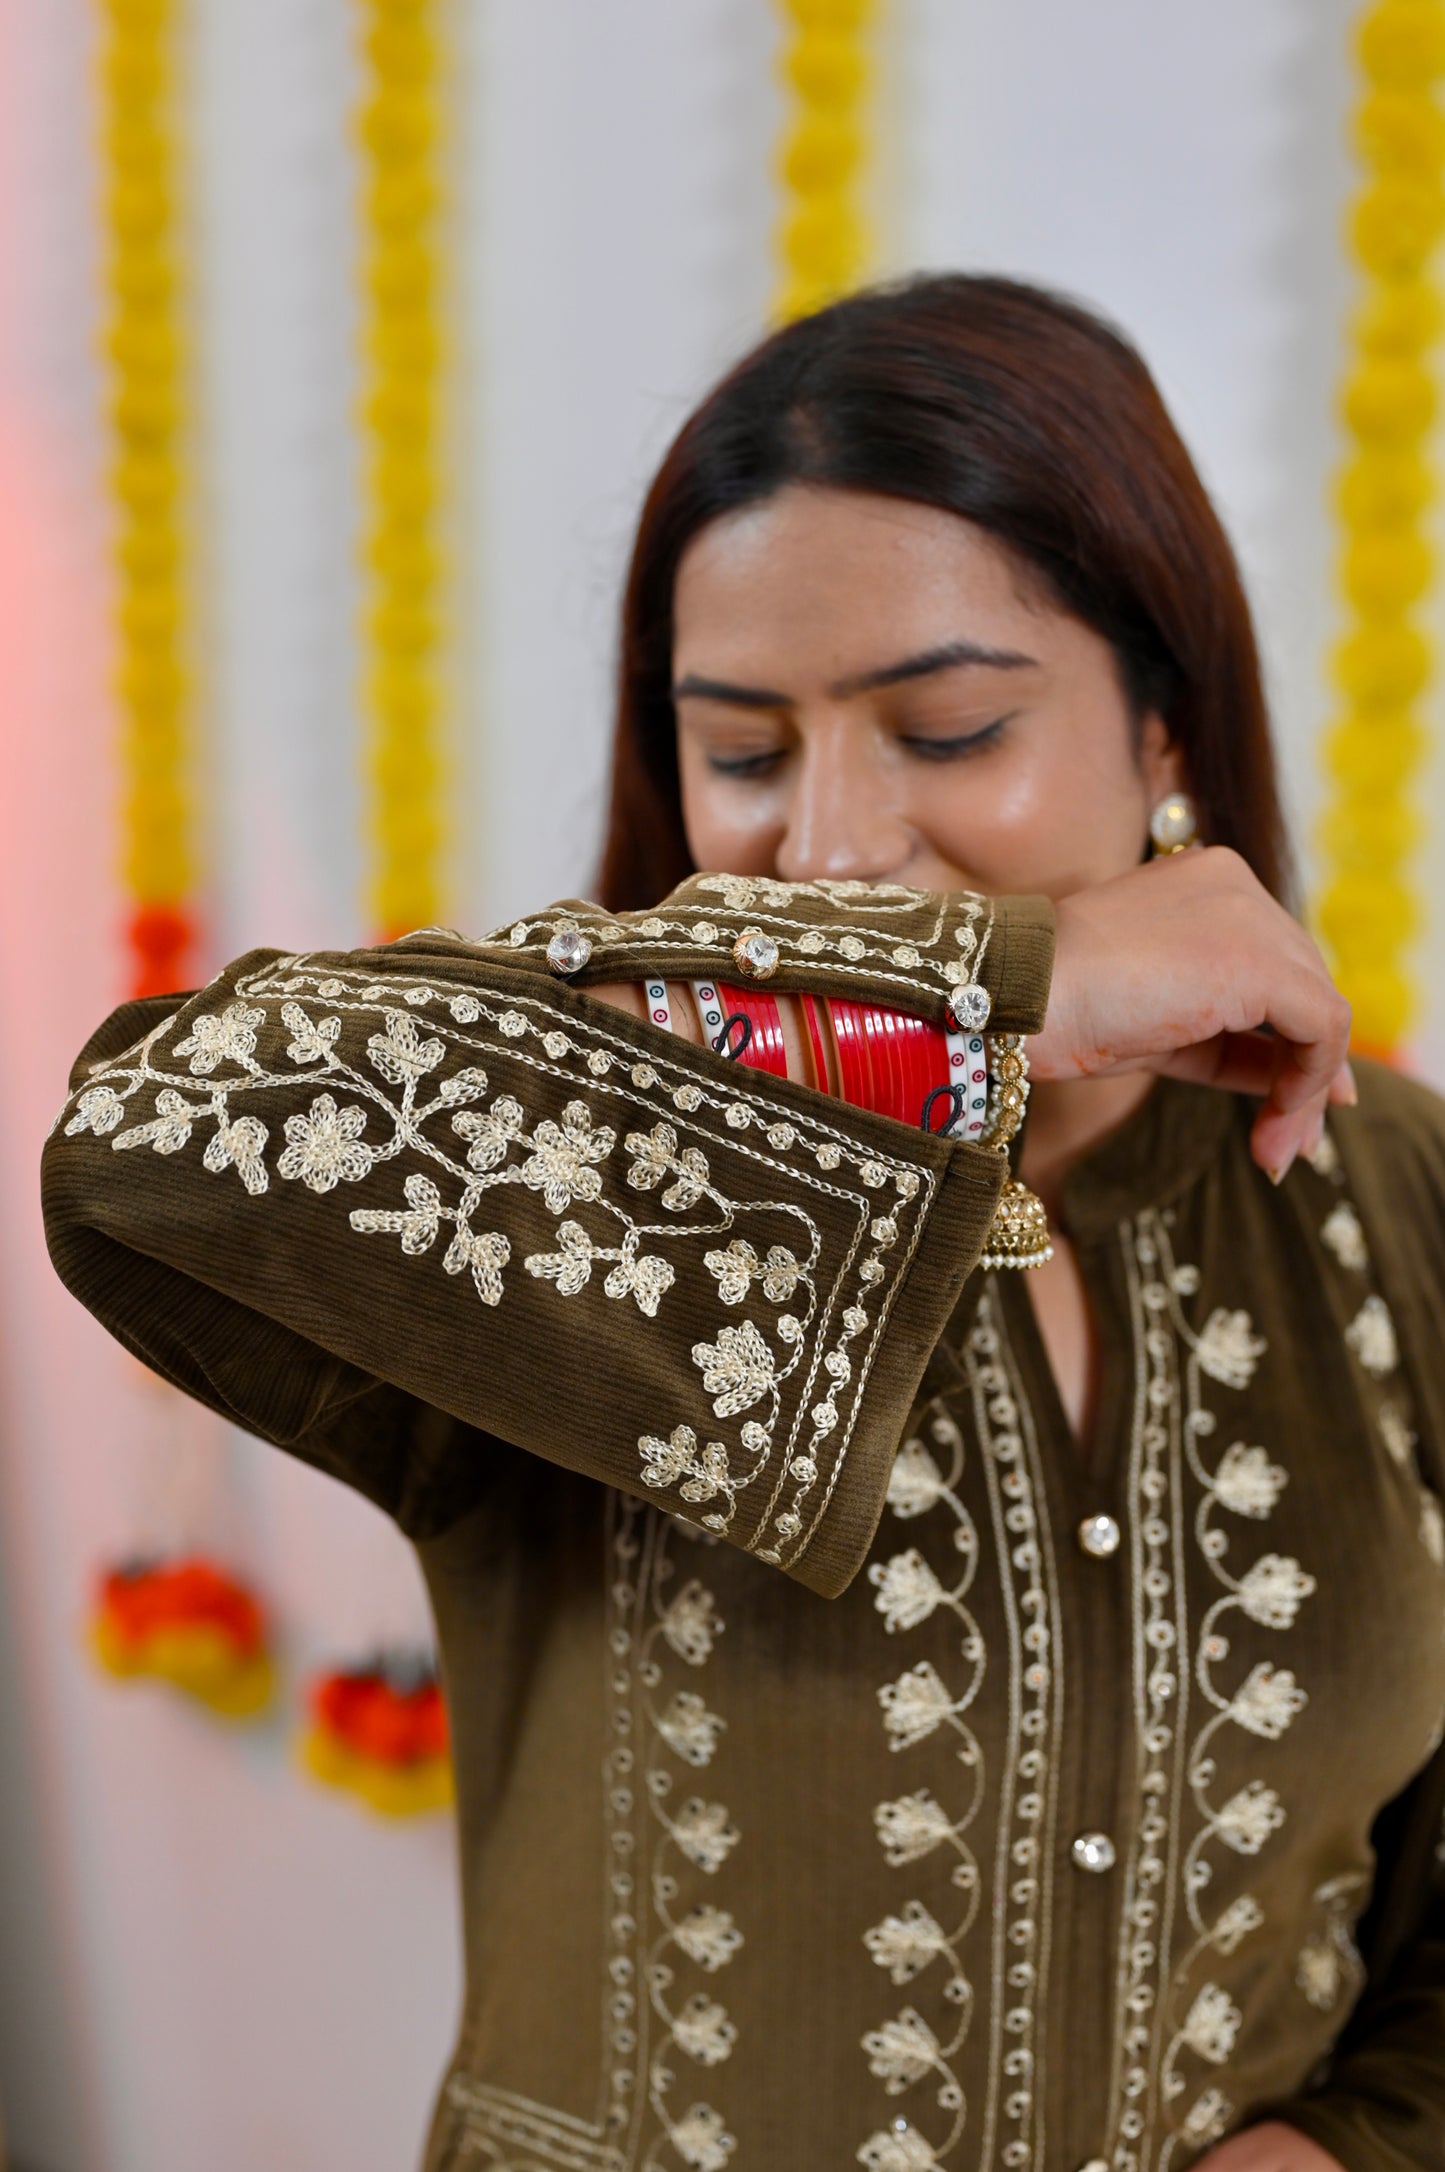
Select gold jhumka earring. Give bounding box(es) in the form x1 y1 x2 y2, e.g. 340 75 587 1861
979 1033 1054 1270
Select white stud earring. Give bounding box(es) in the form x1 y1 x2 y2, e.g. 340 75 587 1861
1149 791 1198 854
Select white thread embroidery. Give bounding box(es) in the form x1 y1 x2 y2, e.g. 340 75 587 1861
597 1494 744 2171
1109 1213 1314 2172
857 1286 1062 2172
62 957 942 1571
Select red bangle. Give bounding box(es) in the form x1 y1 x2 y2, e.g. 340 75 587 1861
800 991 834 1096
828 997 875 1109
899 1011 951 1124
864 1003 905 1123
714 982 788 1078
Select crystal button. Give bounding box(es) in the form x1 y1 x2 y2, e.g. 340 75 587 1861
546 927 593 975
732 928 779 979
1071 1830 1116 1874
948 981 992 1031
1077 1512 1121 1559
1078 2159 1111 2172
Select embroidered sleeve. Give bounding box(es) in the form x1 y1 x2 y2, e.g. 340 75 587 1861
41 882 1048 1599
450 873 1055 1032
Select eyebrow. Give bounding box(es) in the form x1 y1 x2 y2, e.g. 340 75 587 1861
671 639 1039 709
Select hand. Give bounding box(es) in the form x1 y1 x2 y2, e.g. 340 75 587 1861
1034 847 1355 1183
1193 2119 1349 2172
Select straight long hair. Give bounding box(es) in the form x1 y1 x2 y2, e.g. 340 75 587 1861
596 272 1291 914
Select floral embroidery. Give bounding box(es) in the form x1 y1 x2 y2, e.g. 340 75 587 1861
174 1000 263 1074
601 1494 743 2168
1345 1294 1399 1378
65 1084 125 1136
520 1101 615 1213
691 1322 776 1419
1320 1199 1368 1273
703 1238 802 1306
443 1226 510 1306
453 1094 524 1170
277 1093 374 1191
493 872 995 1018
1111 1213 1312 2171
113 1086 201 1156
857 1302 1061 2172
1177 1984 1241 2064
202 1113 269 1194
64 953 943 1572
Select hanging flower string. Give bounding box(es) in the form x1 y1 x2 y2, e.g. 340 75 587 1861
355 0 448 940
1317 0 1445 1058
772 0 879 325
91 1558 274 1720
301 1653 453 1817
97 0 197 998
92 1 273 1717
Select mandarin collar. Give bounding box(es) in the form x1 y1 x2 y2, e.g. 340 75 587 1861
1055 1075 1239 1243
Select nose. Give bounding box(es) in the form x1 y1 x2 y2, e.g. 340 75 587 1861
772 714 912 885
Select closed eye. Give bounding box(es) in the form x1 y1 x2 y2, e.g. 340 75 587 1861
898 715 1011 762
705 748 785 779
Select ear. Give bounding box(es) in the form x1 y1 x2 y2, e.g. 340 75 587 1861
1138 711 1187 805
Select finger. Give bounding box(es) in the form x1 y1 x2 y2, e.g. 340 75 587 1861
1328 1060 1358 1106
1250 1089 1329 1183
1241 962 1352 1116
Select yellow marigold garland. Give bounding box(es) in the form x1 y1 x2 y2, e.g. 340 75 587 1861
772 0 879 324
97 0 197 997
1318 0 1445 1056
355 0 447 938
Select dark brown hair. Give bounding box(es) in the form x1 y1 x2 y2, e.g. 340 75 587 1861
597 271 1291 911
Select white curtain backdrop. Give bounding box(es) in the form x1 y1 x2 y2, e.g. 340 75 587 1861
1 2 1438 2168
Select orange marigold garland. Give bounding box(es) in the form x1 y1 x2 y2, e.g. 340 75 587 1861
300 1652 452 1817
1317 0 1445 1057
90 1556 274 1719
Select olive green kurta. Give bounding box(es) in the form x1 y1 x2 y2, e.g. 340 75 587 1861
39 875 1445 2172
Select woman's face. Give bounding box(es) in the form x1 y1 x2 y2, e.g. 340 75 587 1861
672 484 1183 901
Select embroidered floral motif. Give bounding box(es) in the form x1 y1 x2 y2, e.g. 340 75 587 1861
1345 1294 1399 1378
1113 1213 1313 2171
673 1905 743 1972
1177 1984 1242 2064
113 1087 201 1156
443 1225 510 1305
277 1092 375 1190
703 1238 803 1306
520 1100 615 1213
1227 1664 1308 1741
452 1094 524 1170
202 1113 269 1194
691 1321 777 1419
1211 1443 1287 1519
857 2125 940 2171
1320 1199 1368 1273
174 1001 263 1074
1193 1308 1267 1389
65 1085 125 1136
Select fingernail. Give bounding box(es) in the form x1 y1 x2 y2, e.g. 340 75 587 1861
1340 1063 1359 1107
1268 1148 1297 1187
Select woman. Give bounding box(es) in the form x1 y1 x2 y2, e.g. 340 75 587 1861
42 277 1445 2172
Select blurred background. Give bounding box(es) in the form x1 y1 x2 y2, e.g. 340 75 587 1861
1 1 1442 2168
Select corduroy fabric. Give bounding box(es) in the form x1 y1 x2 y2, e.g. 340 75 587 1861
37 881 1445 2171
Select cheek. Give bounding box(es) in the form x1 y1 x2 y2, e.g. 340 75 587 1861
678 749 784 873
911 729 1149 893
